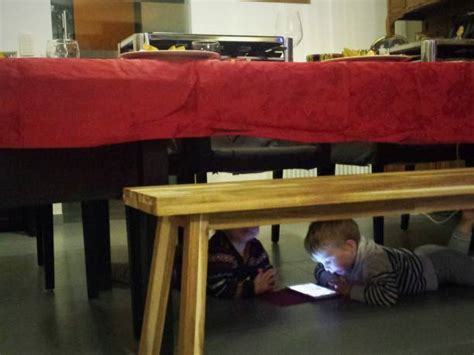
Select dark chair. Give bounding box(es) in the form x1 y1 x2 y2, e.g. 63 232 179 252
31 201 111 296
0 205 56 290
170 136 335 242
331 142 461 244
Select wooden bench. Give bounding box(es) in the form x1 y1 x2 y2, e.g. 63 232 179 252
123 167 474 355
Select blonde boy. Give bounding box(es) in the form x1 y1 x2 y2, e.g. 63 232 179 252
304 212 474 306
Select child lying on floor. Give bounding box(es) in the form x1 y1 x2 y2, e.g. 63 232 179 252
207 227 276 298
304 211 474 306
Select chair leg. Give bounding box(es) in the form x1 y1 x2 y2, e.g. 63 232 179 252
269 165 336 244
37 204 54 290
400 214 410 231
271 170 284 243
400 165 415 231
35 207 44 266
271 225 280 243
196 172 207 183
371 164 384 244
81 200 111 299
177 172 195 184
471 229 474 253
317 164 336 177
373 216 384 245
97 201 112 291
23 206 37 237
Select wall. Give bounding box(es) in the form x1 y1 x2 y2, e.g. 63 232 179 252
140 2 191 33
0 0 52 56
73 0 135 51
0 0 3 49
190 0 387 62
1 0 386 59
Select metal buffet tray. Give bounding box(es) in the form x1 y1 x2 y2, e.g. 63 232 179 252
389 38 474 61
119 32 293 62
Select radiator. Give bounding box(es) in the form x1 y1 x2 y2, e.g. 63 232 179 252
207 165 372 183
283 164 372 179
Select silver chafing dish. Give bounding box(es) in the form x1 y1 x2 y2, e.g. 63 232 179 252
390 38 474 61
119 32 293 62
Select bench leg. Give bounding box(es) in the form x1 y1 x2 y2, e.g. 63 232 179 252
139 217 177 355
178 215 209 355
127 206 176 352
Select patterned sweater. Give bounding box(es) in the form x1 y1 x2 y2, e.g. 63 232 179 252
207 231 272 299
314 236 437 306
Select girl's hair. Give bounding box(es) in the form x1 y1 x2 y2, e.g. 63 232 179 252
304 219 360 261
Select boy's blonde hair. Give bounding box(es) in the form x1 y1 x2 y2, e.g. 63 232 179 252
304 219 361 261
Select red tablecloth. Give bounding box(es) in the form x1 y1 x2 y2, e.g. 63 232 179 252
1 58 474 148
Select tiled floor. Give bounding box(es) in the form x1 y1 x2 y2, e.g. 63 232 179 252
1 202 473 355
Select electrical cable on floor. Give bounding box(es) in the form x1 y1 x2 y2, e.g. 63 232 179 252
422 210 459 224
421 144 462 225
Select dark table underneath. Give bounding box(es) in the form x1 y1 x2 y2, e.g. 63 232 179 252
2 58 474 355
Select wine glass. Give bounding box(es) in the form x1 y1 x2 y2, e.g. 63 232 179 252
275 11 303 47
46 10 80 58
46 39 80 58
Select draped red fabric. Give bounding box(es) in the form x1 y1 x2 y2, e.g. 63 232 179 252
1 58 473 148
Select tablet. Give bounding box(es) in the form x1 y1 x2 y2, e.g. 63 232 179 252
287 283 338 299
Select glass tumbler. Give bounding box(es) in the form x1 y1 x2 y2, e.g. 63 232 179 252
46 39 80 58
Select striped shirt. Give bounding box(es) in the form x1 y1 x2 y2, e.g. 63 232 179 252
361 247 426 306
315 236 436 306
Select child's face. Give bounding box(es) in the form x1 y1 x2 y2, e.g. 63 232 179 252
314 240 357 276
225 227 260 243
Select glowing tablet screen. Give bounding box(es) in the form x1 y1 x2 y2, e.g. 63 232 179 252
288 283 338 299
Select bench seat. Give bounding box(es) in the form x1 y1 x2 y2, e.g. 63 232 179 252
123 167 474 355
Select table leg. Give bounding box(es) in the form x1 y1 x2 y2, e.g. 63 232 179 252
139 216 177 355
178 214 209 355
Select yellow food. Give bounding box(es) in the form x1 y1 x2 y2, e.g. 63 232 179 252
168 45 186 51
342 48 376 57
143 44 159 51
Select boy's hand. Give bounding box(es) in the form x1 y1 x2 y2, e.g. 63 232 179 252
329 277 351 297
254 268 276 295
